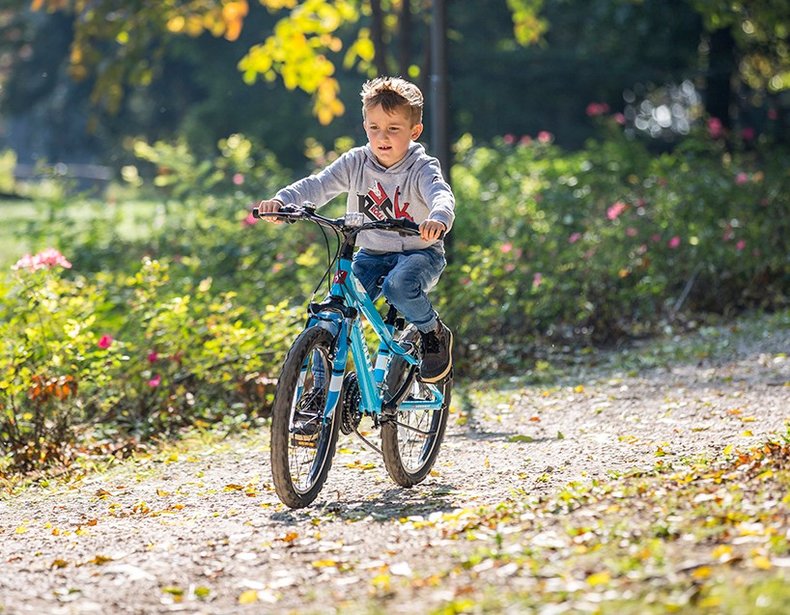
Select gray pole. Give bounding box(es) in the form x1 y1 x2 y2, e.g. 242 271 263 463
429 0 450 184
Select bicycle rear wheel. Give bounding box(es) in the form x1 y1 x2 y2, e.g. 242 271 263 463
381 326 451 487
270 326 340 508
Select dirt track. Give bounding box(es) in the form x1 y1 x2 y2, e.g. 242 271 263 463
1 314 788 614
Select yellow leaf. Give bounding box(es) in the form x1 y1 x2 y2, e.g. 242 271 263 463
156 489 171 497
238 589 259 605
574 385 585 393
89 554 113 565
757 469 773 480
312 559 337 568
371 573 391 591
712 545 733 560
15 525 27 534
691 566 712 579
741 430 753 437
722 444 734 456
586 571 611 586
752 555 772 570
224 484 245 491
50 559 68 569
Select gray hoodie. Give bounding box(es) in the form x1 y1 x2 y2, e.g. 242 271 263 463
273 142 455 253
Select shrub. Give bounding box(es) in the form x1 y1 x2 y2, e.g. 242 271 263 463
442 128 788 355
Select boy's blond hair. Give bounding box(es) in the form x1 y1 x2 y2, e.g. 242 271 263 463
360 77 423 126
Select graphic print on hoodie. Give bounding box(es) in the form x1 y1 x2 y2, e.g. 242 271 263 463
357 182 414 222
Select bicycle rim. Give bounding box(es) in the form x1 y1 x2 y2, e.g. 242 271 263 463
270 327 340 508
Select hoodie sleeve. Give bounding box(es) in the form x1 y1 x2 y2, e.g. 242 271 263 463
273 149 360 208
418 159 455 233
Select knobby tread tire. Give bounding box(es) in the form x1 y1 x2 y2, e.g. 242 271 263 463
270 327 340 508
381 325 451 487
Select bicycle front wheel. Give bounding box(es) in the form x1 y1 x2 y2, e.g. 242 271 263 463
381 326 451 487
270 326 340 508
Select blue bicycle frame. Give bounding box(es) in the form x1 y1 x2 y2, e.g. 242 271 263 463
300 253 445 427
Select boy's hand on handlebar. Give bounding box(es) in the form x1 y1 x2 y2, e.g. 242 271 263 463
419 219 446 241
255 199 283 223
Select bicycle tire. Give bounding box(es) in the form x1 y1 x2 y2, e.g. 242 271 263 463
381 326 451 487
270 326 340 508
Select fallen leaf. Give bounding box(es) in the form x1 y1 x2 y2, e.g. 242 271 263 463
238 590 258 605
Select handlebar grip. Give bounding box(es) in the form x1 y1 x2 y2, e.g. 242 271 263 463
393 219 445 240
251 203 299 219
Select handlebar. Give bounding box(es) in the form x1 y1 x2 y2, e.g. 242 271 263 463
251 203 436 239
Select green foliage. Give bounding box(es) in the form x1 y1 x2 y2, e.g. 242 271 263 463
0 247 301 472
1 128 787 473
441 125 789 356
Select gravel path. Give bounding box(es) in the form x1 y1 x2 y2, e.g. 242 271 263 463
1 314 787 614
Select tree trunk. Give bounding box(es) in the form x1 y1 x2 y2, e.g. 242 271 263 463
370 0 389 76
705 26 736 129
398 0 413 76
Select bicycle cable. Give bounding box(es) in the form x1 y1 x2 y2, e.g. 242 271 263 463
309 221 342 301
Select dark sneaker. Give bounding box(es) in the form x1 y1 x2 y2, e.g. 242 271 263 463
291 388 325 447
419 320 453 383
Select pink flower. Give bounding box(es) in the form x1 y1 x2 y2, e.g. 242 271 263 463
735 172 749 185
607 201 627 221
707 117 724 139
503 134 516 145
97 334 113 349
586 102 610 117
243 211 258 226
532 272 543 289
568 232 582 244
500 242 513 254
735 239 746 251
232 173 245 186
147 374 161 388
613 113 626 125
537 131 553 144
504 263 516 273
741 127 755 142
12 248 72 272
651 234 662 243
668 236 681 249
519 135 533 146
625 227 638 237
147 351 159 363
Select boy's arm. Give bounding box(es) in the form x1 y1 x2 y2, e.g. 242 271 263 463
418 159 455 234
272 150 357 208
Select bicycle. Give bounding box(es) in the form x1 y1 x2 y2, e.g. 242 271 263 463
253 203 452 509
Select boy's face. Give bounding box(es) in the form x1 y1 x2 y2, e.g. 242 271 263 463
363 103 423 168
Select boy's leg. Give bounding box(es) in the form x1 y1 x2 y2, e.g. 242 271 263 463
379 248 453 383
352 249 398 300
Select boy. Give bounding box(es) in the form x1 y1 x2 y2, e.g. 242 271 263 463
256 76 454 383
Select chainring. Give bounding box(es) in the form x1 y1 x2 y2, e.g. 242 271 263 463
339 372 362 435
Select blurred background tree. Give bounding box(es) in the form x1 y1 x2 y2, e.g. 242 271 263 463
0 0 787 171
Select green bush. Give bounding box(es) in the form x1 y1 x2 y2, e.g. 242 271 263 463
0 248 300 472
2 128 787 472
441 128 788 357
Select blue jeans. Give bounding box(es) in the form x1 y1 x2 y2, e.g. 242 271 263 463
352 247 446 333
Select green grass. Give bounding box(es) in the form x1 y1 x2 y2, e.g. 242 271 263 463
0 196 162 268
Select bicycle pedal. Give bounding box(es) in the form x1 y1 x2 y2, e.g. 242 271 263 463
291 432 319 448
